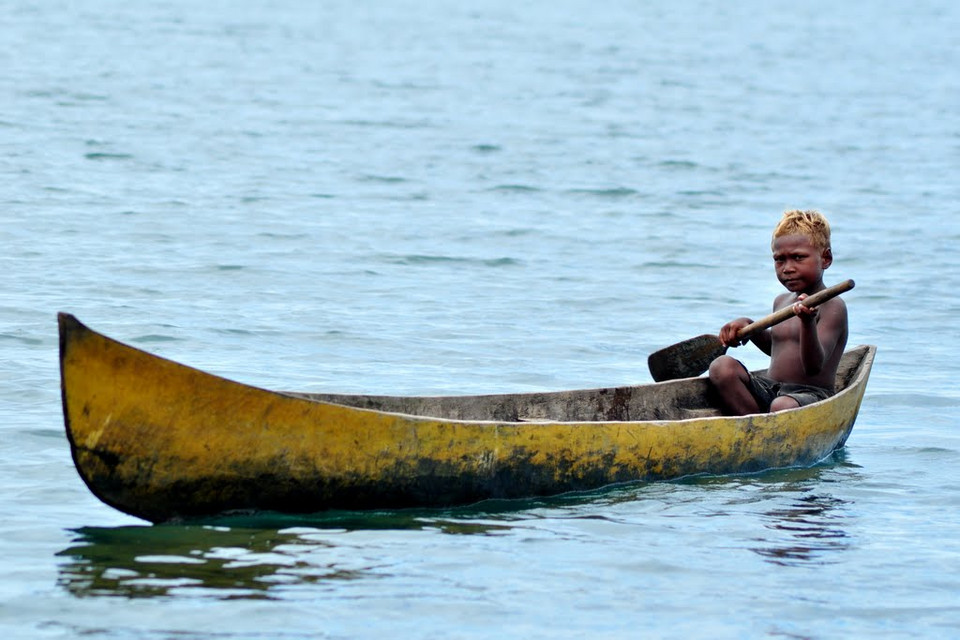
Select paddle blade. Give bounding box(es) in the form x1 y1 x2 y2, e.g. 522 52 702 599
647 334 728 382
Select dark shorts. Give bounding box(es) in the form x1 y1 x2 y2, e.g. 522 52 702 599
738 364 833 411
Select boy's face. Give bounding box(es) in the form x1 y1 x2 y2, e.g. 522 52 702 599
772 234 832 293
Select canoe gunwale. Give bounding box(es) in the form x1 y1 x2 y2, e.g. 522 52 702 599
59 312 872 427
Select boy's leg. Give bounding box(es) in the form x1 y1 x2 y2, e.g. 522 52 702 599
770 384 831 412
708 355 762 416
770 396 801 412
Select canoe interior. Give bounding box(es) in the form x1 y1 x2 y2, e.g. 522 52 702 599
287 345 872 423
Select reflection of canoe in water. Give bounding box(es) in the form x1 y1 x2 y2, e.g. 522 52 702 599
58 313 876 524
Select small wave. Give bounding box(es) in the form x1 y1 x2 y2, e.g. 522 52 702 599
131 334 181 344
256 232 309 240
489 184 542 193
657 160 699 170
482 257 522 267
636 260 713 269
340 118 434 130
489 228 535 238
914 447 959 455
215 328 255 336
0 333 43 346
869 393 960 408
677 189 724 196
27 89 108 102
358 174 407 184
383 254 522 268
471 144 501 153
566 187 638 198
84 152 133 161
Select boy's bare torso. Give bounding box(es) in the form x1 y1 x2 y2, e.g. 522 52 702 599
766 293 848 390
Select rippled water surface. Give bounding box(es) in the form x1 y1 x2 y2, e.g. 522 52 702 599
2 1 959 638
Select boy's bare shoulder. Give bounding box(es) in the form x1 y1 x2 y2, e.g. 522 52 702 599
772 291 794 311
821 295 848 318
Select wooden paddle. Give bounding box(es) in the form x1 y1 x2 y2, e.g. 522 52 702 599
647 279 855 382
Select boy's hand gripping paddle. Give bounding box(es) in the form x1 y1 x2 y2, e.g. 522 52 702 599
647 279 855 382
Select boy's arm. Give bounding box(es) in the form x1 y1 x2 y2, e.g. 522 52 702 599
794 296 848 375
750 327 773 355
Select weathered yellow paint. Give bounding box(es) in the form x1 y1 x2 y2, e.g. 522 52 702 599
58 313 875 523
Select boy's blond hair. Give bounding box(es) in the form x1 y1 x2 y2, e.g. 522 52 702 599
772 209 831 251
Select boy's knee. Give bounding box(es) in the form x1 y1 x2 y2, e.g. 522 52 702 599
708 355 740 383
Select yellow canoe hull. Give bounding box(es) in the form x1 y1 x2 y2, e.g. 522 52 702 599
58 313 875 523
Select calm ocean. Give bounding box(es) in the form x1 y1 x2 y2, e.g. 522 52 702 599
2 1 958 638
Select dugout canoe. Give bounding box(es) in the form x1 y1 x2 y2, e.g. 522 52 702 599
58 313 876 523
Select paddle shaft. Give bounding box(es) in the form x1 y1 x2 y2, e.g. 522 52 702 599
734 279 855 341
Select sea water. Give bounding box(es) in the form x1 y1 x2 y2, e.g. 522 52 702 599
2 0 959 638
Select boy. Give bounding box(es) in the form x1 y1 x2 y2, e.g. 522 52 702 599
708 210 848 415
